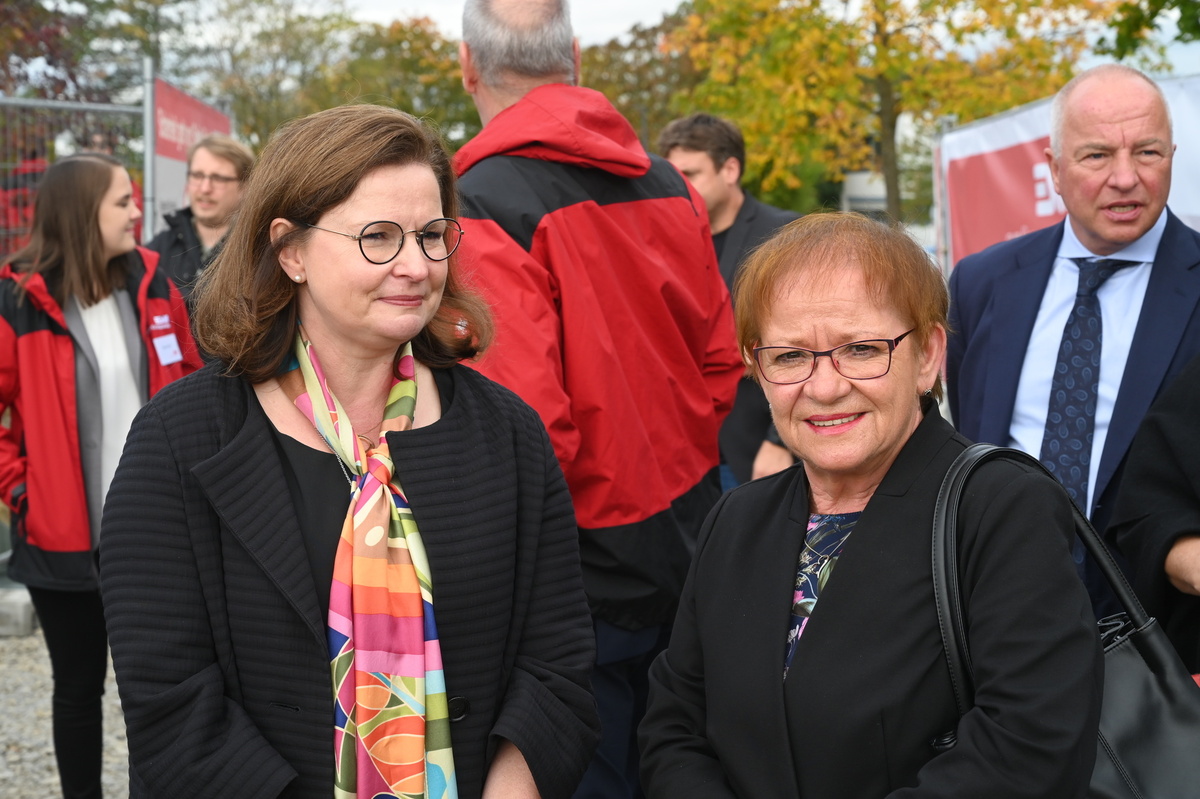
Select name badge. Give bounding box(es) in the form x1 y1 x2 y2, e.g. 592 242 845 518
153 333 183 365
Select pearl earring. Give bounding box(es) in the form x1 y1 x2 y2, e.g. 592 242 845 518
293 275 303 282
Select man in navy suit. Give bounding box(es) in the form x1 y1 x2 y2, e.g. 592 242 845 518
659 113 800 487
948 63 1200 617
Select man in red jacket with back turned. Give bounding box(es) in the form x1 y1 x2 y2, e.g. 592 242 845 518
455 1 742 796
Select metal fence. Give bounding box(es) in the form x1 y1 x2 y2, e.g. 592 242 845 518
0 96 144 258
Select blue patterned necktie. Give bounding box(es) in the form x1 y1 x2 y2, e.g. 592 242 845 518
1039 257 1137 536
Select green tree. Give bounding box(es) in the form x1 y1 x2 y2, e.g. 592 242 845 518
582 5 830 213
581 7 701 149
2 1 217 105
77 0 208 100
1103 0 1200 58
0 1 86 98
675 0 1129 222
898 134 934 224
199 0 358 147
298 17 479 147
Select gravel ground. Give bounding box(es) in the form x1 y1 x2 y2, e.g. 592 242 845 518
0 620 129 798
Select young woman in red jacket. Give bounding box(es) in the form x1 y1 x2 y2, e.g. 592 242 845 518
0 153 201 799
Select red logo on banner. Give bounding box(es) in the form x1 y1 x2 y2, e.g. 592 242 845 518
947 135 1066 262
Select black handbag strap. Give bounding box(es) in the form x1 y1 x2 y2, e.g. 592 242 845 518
931 443 1150 717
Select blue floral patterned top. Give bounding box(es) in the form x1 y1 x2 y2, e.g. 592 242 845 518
783 512 860 678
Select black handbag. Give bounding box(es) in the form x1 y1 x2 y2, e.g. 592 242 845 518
932 443 1200 799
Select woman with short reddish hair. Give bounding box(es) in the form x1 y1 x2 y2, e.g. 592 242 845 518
640 213 1102 798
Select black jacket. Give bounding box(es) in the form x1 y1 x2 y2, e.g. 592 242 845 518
146 207 223 303
640 409 1102 798
100 363 599 798
1110 351 1200 672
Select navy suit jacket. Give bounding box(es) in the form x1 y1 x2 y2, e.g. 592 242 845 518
947 209 1200 539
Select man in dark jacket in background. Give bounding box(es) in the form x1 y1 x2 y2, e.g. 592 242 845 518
148 134 253 304
659 113 799 487
455 1 742 796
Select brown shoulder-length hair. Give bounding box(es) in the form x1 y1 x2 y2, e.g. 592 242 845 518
734 212 949 399
192 104 493 382
3 153 133 306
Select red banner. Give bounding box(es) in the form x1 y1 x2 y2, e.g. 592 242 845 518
945 135 1065 262
154 79 230 160
937 75 1200 269
149 79 231 239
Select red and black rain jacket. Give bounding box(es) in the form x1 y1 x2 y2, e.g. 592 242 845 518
455 84 742 629
0 246 201 590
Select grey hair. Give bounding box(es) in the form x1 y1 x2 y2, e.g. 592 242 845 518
462 0 575 86
1049 63 1172 158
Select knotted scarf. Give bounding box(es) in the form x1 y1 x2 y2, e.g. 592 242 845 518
290 329 458 799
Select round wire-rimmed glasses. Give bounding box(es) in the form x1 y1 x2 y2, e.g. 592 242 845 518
299 218 464 263
753 329 915 385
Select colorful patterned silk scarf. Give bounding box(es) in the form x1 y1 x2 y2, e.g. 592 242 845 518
290 330 458 799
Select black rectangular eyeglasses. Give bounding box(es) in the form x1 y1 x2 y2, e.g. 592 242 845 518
753 329 915 384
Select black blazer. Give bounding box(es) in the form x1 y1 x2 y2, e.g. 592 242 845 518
99 364 598 799
639 410 1102 798
715 194 799 292
717 194 800 482
1110 350 1200 672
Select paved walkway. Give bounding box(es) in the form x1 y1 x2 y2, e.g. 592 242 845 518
0 620 129 798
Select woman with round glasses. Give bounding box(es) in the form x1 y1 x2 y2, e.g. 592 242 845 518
99 104 599 799
639 213 1102 798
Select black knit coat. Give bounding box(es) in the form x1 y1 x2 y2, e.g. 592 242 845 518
99 363 599 798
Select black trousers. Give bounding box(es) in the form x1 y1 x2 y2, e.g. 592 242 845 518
27 586 108 799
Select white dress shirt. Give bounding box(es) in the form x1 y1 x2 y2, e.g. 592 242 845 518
1007 212 1166 511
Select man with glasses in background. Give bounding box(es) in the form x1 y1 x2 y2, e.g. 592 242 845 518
148 134 254 305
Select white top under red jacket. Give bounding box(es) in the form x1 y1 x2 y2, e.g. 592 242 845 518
0 246 201 590
455 84 742 629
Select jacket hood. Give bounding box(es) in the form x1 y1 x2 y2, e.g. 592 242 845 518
454 84 651 178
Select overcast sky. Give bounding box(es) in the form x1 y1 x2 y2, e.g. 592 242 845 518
347 0 683 45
